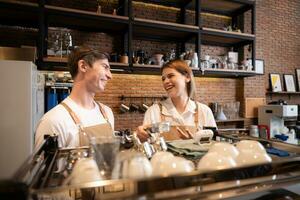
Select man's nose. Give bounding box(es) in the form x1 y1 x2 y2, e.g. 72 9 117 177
107 69 112 80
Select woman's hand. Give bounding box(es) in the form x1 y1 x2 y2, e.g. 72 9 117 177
136 125 150 142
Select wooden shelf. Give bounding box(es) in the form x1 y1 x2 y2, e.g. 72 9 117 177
195 68 257 78
133 18 198 42
0 0 39 28
45 5 128 32
40 57 257 78
135 0 254 16
40 57 130 72
198 0 254 16
216 118 246 123
267 91 300 95
201 27 255 47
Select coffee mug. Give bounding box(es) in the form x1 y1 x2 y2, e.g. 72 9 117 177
197 152 237 173
208 142 239 158
129 103 139 112
119 103 130 113
139 103 149 113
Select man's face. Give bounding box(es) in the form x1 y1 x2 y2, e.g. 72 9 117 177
84 59 112 93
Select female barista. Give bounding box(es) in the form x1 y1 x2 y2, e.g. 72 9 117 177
35 46 114 148
137 59 217 142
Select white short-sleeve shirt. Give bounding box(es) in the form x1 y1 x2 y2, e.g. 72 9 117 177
35 97 114 148
143 98 217 129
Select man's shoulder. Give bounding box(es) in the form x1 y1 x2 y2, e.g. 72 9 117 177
41 104 69 123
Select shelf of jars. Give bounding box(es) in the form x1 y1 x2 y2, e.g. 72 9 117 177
40 56 258 78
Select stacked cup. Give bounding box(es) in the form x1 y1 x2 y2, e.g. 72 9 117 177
197 140 272 173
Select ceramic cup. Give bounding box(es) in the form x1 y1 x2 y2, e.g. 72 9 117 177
235 150 272 167
208 142 239 158
236 140 266 154
197 152 237 173
152 155 194 177
112 151 152 179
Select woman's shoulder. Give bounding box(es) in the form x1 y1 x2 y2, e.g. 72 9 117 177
147 103 160 112
195 101 212 112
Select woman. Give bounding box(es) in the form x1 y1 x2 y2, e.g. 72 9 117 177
137 59 217 142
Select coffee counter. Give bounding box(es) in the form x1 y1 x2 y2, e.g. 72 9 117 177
2 134 300 200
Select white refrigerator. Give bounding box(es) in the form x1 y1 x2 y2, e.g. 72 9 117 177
0 60 44 179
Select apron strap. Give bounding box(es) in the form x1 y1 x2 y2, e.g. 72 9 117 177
95 101 109 123
158 103 166 122
158 101 199 127
60 102 81 125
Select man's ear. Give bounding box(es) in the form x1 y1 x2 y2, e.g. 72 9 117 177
78 60 88 73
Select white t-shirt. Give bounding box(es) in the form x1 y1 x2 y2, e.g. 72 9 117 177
35 97 114 148
143 98 217 129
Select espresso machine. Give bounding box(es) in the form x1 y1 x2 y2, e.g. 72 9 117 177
258 105 299 144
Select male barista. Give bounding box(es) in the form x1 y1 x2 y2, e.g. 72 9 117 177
35 46 114 148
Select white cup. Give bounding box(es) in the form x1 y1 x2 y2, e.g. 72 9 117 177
235 150 272 167
208 142 239 158
236 140 266 154
151 151 174 168
113 151 152 179
152 156 194 177
197 152 237 173
67 158 102 185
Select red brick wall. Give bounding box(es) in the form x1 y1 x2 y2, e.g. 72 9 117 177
244 0 300 106
1 0 300 130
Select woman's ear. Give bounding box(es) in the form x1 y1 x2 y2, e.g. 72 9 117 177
78 60 88 73
185 75 191 83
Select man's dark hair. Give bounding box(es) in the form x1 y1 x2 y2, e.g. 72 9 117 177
68 46 110 79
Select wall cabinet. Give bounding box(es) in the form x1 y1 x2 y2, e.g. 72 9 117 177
0 0 256 78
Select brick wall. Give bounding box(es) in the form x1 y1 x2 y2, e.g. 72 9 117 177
1 0 300 130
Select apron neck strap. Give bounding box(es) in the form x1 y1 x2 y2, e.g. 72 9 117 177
61 102 81 125
159 101 199 127
95 101 109 123
61 101 110 125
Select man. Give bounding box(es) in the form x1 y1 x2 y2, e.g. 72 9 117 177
35 46 114 148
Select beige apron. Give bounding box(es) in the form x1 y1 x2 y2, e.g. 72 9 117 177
159 102 199 141
61 102 113 146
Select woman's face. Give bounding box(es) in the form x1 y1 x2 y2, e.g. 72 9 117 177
162 67 190 99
